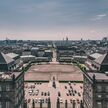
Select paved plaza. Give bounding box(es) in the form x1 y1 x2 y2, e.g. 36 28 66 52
25 64 83 81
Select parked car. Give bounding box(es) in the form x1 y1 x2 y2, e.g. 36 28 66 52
58 91 61 97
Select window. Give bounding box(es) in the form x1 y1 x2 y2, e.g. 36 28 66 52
97 102 102 108
97 85 102 92
107 102 108 108
6 102 9 108
0 102 2 108
16 97 18 105
16 83 18 88
0 86 2 91
21 90 23 96
106 86 108 92
97 95 102 98
19 93 21 101
106 95 108 98
6 85 10 91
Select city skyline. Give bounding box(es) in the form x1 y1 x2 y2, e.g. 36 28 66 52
0 0 108 40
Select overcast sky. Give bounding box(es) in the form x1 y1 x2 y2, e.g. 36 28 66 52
0 0 108 40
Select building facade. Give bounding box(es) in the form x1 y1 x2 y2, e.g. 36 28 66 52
0 71 24 108
83 72 108 108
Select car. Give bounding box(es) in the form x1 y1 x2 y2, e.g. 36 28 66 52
73 83 76 85
35 93 38 96
68 81 71 84
48 92 50 96
80 86 83 89
58 92 61 97
41 92 43 96
65 86 67 89
29 90 32 93
44 92 47 96
59 98 63 103
78 93 81 96
71 90 73 93
41 99 44 103
25 85 28 88
28 99 31 103
33 93 35 96
74 90 77 94
45 98 48 103
73 100 75 103
70 86 72 89
77 101 80 104
37 82 39 85
66 93 69 96
38 98 41 103
35 98 38 103
29 91 33 95
73 93 75 96
36 89 39 93
68 90 71 93
70 99 73 103
69 93 72 96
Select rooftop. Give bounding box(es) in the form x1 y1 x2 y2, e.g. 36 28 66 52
95 53 108 65
6 53 19 59
0 52 14 64
0 72 21 80
21 55 35 58
88 72 108 80
89 53 103 59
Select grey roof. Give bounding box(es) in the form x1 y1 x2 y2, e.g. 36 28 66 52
88 72 108 80
6 53 19 59
95 53 108 65
31 47 39 50
0 72 21 80
59 57 73 59
0 52 14 64
90 53 102 59
21 55 35 58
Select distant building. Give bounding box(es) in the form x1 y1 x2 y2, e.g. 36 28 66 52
20 55 35 63
102 37 108 42
87 53 102 61
31 47 39 56
73 56 87 63
83 72 108 108
22 49 31 56
35 57 51 62
44 50 53 59
37 49 45 57
0 52 15 72
6 53 21 68
0 71 24 108
92 53 108 71
58 57 73 63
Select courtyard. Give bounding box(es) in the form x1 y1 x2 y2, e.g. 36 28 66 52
24 64 83 81
24 63 83 108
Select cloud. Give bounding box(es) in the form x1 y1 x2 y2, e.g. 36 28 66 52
0 0 108 40
91 14 107 21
